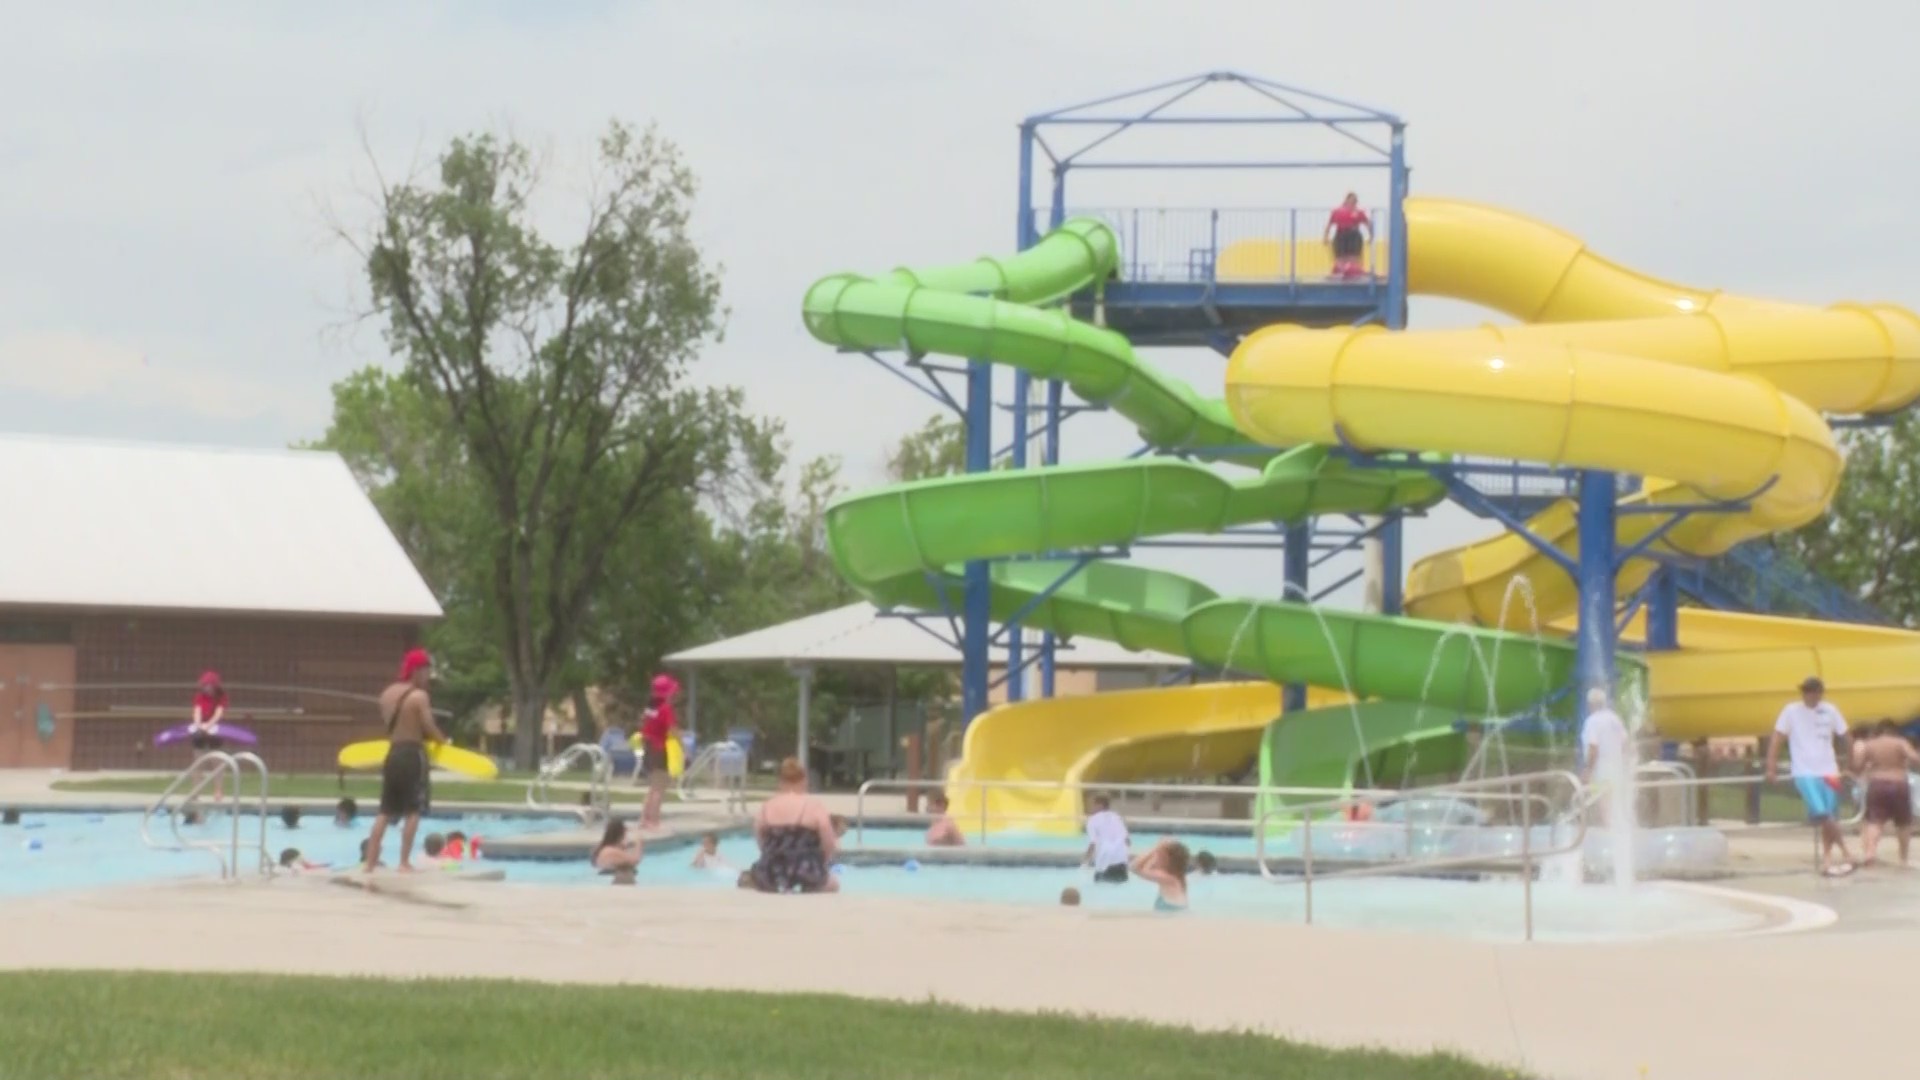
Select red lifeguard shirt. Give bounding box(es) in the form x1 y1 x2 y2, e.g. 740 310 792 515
641 699 677 752
1329 205 1370 231
193 691 228 723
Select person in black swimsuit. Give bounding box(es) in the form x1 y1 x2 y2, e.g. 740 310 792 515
361 648 448 873
748 757 840 894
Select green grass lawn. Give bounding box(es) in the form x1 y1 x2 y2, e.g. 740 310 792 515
0 971 1526 1080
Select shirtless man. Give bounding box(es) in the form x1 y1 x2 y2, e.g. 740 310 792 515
1853 720 1920 867
361 648 447 873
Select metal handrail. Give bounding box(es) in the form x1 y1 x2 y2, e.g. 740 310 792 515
677 740 749 815
527 742 612 821
1263 770 1587 943
1630 771 1870 831
849 771 1583 848
139 751 272 880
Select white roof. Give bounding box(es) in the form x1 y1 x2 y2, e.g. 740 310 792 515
0 434 442 620
665 602 1185 669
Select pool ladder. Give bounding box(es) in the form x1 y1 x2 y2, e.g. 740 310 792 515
528 742 613 821
677 740 749 816
139 750 274 881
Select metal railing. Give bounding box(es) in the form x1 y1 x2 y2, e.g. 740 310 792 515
139 751 272 880
849 772 1578 847
1256 770 1587 943
677 740 750 816
1629 771 1868 832
1672 541 1890 625
527 742 612 821
851 776 1285 846
1032 206 1389 286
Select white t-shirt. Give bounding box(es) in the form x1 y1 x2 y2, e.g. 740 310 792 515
1775 701 1847 777
1580 708 1630 780
1084 809 1130 871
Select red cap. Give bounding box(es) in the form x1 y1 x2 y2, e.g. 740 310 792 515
398 648 433 681
199 670 222 689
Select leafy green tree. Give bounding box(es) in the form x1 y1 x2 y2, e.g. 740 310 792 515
339 120 777 767
886 414 966 482
1777 412 1920 624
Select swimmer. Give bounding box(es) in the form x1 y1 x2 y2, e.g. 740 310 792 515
1193 850 1218 876
334 797 357 828
1854 719 1920 867
443 830 470 860
591 819 643 874
1 808 18 825
1131 838 1191 913
1059 887 1082 907
280 806 301 829
421 833 461 868
924 793 965 847
182 807 205 826
691 832 734 871
277 848 328 874
357 838 386 870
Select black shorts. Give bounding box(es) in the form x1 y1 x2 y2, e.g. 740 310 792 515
380 742 431 818
1332 227 1364 259
1093 863 1129 884
190 732 224 751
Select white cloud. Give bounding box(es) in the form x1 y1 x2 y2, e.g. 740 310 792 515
0 0 1916 603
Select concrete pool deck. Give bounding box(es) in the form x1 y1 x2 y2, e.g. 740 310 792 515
7 768 1920 1078
3 869 1918 1080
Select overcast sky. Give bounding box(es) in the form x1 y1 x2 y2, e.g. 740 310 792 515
3 1 1916 608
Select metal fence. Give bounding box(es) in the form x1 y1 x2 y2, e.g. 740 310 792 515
1032 206 1389 285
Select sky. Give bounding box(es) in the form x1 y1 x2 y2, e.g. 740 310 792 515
3 0 1918 608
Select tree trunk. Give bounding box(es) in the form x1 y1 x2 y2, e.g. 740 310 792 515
510 682 547 770
571 686 600 743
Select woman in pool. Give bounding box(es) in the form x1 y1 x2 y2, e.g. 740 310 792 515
1131 838 1191 913
590 819 643 875
747 757 839 894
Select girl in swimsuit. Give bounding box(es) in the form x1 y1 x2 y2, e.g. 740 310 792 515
591 819 643 875
1131 838 1191 913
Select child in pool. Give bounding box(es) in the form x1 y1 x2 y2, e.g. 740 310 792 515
357 837 385 870
924 794 965 847
421 833 463 869
1059 887 1082 907
277 848 329 874
1193 850 1218 875
1131 838 1191 912
691 831 734 871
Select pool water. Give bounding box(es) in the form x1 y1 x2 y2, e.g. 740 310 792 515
499 834 1765 942
0 810 576 897
849 822 1729 877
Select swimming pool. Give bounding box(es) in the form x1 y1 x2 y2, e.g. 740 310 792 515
846 822 1729 876
496 833 1767 942
0 810 577 897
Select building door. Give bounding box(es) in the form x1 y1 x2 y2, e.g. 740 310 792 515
0 645 77 769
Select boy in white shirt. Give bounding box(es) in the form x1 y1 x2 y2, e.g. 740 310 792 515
1084 795 1132 884
1764 676 1856 877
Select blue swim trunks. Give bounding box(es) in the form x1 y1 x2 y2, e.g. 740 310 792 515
1794 775 1840 821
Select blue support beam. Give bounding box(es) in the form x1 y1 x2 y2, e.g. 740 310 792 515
1574 471 1618 699
961 354 994 728
1646 566 1680 651
1282 521 1311 713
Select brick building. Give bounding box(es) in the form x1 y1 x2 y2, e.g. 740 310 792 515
0 435 442 772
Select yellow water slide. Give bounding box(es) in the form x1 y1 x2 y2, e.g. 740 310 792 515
945 198 1920 831
1228 197 1920 739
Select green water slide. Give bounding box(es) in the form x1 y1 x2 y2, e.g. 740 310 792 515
802 217 1601 783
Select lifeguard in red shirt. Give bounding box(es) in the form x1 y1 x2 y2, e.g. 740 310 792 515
640 674 681 830
1323 193 1373 280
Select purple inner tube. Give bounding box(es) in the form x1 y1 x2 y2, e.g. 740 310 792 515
153 723 257 748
